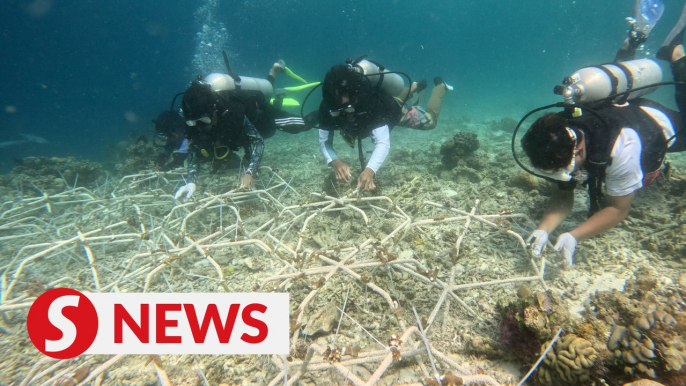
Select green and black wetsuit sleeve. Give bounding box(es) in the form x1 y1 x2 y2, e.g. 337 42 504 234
186 146 200 184
243 115 265 174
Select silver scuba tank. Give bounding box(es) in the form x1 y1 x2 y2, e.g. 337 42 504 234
204 73 274 100
555 59 662 104
352 59 406 97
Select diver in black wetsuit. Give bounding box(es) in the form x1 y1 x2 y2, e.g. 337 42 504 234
152 110 188 170
174 61 318 201
318 59 451 191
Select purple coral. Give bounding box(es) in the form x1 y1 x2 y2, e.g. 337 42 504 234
499 309 542 358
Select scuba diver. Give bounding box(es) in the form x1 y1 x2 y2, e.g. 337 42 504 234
174 59 318 201
152 109 189 170
318 57 452 191
520 0 686 266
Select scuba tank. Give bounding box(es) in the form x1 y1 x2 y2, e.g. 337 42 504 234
203 73 273 100
554 59 662 105
351 59 405 97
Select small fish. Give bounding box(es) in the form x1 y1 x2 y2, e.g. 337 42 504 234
20 134 49 144
0 140 28 148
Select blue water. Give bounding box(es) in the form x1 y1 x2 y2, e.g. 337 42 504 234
0 0 682 172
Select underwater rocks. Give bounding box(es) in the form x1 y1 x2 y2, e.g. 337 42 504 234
537 334 598 385
622 381 666 386
497 288 571 359
571 269 686 385
11 156 102 193
497 278 686 385
486 117 518 133
592 286 686 380
506 170 544 192
439 131 479 169
302 301 339 337
114 139 162 175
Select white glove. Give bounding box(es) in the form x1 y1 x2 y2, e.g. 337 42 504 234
526 230 549 257
174 182 196 201
554 232 577 267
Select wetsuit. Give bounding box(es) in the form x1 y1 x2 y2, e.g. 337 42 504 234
185 114 264 184
318 88 400 171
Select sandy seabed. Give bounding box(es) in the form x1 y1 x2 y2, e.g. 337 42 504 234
1 113 685 386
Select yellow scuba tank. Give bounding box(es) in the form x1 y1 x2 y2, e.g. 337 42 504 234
204 73 274 100
352 59 405 98
555 59 662 105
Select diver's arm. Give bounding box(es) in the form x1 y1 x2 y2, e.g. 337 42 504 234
319 129 351 181
366 124 390 173
319 128 338 164
243 116 264 174
569 193 633 242
186 146 200 184
536 185 575 233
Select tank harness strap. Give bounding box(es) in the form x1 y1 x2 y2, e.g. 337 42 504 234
221 50 242 89
584 161 607 217
589 65 619 102
357 137 366 170
351 55 368 65
611 62 634 104
367 59 387 91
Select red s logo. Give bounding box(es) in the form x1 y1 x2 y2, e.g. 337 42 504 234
27 288 98 359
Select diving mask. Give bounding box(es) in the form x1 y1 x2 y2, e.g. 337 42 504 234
530 127 578 182
186 116 212 127
330 104 355 117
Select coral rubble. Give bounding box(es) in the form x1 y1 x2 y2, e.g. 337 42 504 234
439 131 480 169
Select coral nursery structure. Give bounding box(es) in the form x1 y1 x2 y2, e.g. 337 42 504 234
2 126 685 385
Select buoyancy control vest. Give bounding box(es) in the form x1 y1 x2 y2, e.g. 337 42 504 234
319 90 401 140
560 98 669 216
187 89 275 160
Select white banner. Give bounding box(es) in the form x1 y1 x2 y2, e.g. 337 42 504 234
28 290 289 357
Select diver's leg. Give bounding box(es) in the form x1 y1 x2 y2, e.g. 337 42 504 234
672 46 686 112
657 4 686 61
666 47 686 152
267 59 286 85
421 77 448 130
271 107 311 134
397 79 427 100
614 31 647 62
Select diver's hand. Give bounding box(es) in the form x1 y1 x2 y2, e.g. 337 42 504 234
241 174 254 189
357 167 376 191
174 182 196 201
526 230 549 257
554 232 577 267
331 159 352 182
